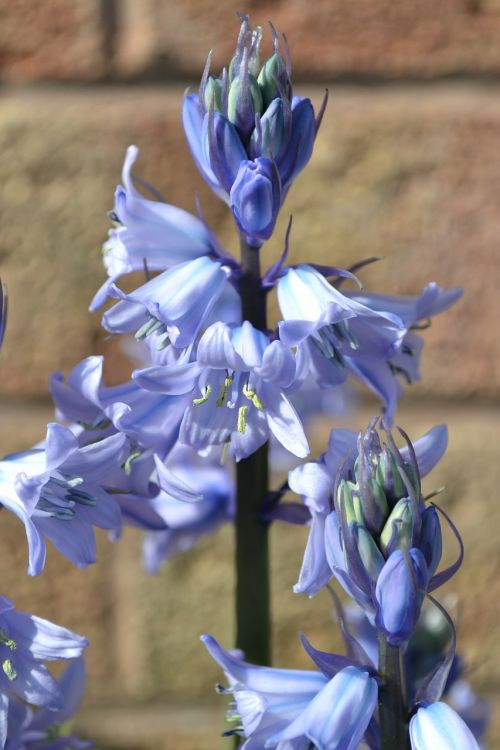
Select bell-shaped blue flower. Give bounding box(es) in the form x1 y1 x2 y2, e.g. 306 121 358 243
278 267 461 423
139 446 234 572
267 665 378 750
102 256 234 350
0 597 87 748
134 321 308 461
5 658 90 750
0 424 127 575
410 702 480 750
91 145 217 310
201 634 377 749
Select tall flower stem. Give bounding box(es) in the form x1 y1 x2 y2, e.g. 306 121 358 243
235 236 271 666
378 633 410 749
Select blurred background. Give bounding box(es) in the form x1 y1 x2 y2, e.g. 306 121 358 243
0 0 499 747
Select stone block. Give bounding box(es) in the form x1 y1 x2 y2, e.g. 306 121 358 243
0 84 498 400
0 0 105 82
112 0 500 81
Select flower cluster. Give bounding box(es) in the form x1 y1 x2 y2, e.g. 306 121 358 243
0 11 480 750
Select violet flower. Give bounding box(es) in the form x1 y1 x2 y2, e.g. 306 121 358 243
0 597 87 749
90 145 218 311
410 702 479 750
5 658 90 750
0 423 127 575
201 634 377 750
277 265 461 423
133 321 309 461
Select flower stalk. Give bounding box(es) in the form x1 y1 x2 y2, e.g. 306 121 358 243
378 632 410 750
235 235 271 665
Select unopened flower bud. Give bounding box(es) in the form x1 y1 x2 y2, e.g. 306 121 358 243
204 76 224 112
250 98 289 160
230 157 281 246
353 524 385 583
375 548 429 645
227 72 263 141
419 506 442 577
379 497 415 556
258 52 291 108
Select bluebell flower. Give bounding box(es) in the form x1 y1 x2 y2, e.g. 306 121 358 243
410 702 480 750
290 421 456 644
50 355 192 459
91 145 219 311
5 658 91 750
183 15 323 243
0 423 127 575
201 634 377 750
102 255 239 350
142 446 234 572
0 597 87 748
278 267 461 423
133 321 309 461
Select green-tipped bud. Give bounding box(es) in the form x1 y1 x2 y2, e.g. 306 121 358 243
367 477 390 521
227 74 263 139
338 479 364 526
258 53 290 108
353 524 385 582
204 76 224 112
376 450 406 503
379 497 415 556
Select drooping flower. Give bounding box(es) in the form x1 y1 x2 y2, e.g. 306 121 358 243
0 597 87 749
409 702 480 750
141 445 234 572
201 634 377 750
278 266 462 423
182 15 323 245
134 321 309 461
0 423 128 575
5 658 90 750
49 355 192 459
91 145 221 311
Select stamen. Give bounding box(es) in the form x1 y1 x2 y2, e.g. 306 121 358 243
135 317 164 341
216 377 233 407
242 383 265 410
237 405 249 433
0 629 16 651
2 659 17 681
123 450 142 475
193 385 213 406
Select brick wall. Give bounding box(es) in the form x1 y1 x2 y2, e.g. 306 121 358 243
1 3 499 748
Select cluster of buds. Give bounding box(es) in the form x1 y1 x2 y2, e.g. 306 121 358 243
330 421 444 644
183 14 324 246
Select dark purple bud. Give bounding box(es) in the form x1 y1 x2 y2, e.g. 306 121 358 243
375 548 429 645
230 157 281 247
419 505 442 577
277 96 316 190
203 110 247 194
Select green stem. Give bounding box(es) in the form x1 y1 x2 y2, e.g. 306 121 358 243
234 236 271 666
378 633 410 750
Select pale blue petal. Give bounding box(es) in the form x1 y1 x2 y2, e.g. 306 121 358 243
410 702 479 750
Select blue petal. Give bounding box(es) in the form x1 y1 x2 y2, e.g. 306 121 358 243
410 702 479 750
267 666 377 750
401 424 447 478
